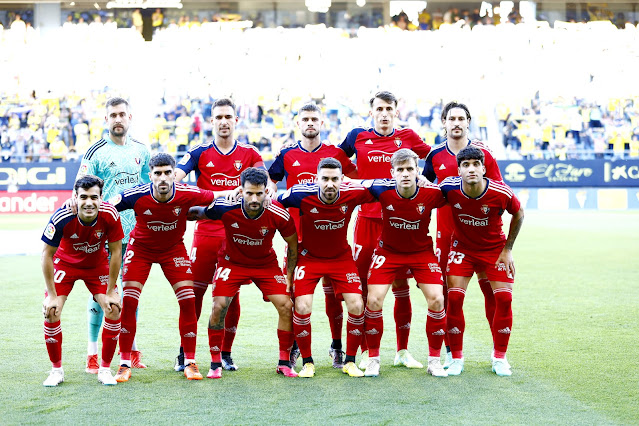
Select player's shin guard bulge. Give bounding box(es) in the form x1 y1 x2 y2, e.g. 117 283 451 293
222 294 241 353
392 285 412 351
492 288 513 358
364 308 383 358
446 288 466 358
119 287 141 359
479 278 496 330
346 313 365 358
323 283 344 341
426 309 446 358
101 317 121 368
293 311 312 360
44 321 63 368
175 286 198 359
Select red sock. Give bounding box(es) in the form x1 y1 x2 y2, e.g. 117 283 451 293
479 278 496 330
426 309 446 357
442 278 450 348
393 285 412 351
360 290 369 353
293 311 312 359
193 281 208 320
446 288 466 359
323 279 344 341
101 317 121 368
44 320 62 368
208 328 223 363
346 313 364 357
277 329 294 362
222 293 240 352
175 286 197 360
120 286 141 361
364 308 383 358
492 288 513 357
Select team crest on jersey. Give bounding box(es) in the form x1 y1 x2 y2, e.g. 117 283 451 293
340 204 348 214
394 138 402 147
260 227 269 236
173 206 182 216
234 160 243 171
416 204 425 214
481 205 490 214
94 229 104 239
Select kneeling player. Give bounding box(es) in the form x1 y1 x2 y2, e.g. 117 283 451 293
41 175 124 386
278 158 376 378
440 146 524 376
363 149 448 377
189 168 299 379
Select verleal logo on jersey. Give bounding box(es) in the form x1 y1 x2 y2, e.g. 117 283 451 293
481 205 490 214
340 204 348 214
173 206 182 216
73 241 101 253
232 234 264 246
297 172 316 184
458 214 488 227
367 150 394 163
416 203 425 214
259 226 269 236
114 171 139 186
210 173 240 187
234 160 243 171
94 229 104 239
389 217 420 230
394 138 402 147
314 218 345 230
147 220 178 231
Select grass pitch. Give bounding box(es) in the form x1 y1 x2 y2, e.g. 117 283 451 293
0 211 637 425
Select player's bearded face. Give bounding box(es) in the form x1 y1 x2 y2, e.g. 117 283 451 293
76 186 102 223
242 183 266 214
106 104 131 138
317 168 343 203
297 112 322 139
150 166 175 196
444 108 469 140
391 159 418 192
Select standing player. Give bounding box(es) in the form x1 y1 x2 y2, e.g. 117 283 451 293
422 101 503 366
362 149 448 377
109 153 228 382
41 176 124 386
189 168 299 379
440 146 524 376
277 158 374 378
173 98 266 372
339 91 432 369
269 103 358 369
75 97 151 373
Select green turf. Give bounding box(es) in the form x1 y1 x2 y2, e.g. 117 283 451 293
0 211 637 425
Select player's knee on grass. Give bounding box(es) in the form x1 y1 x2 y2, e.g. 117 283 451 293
294 295 313 315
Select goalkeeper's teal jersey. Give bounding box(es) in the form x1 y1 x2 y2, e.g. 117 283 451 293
76 135 151 243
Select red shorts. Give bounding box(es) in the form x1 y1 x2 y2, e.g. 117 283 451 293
48 259 109 297
294 256 362 298
190 234 224 285
367 248 443 285
446 241 514 283
436 231 453 274
122 241 192 286
213 259 288 298
354 215 410 281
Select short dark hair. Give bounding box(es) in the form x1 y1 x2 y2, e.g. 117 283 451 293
149 153 176 169
105 97 130 111
213 98 236 114
441 101 471 122
75 175 104 195
457 146 484 166
241 167 268 187
370 91 398 107
317 157 342 173
298 103 321 115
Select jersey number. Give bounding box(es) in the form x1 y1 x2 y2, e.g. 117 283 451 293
294 266 305 280
370 254 386 269
53 270 66 284
447 251 466 265
124 250 135 265
189 248 197 263
215 267 231 282
353 244 363 261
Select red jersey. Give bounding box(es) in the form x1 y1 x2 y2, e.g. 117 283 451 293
366 179 445 253
277 182 376 261
42 202 124 268
111 183 216 248
440 177 521 251
204 199 296 267
268 142 356 188
423 140 502 236
339 127 431 219
176 140 265 237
